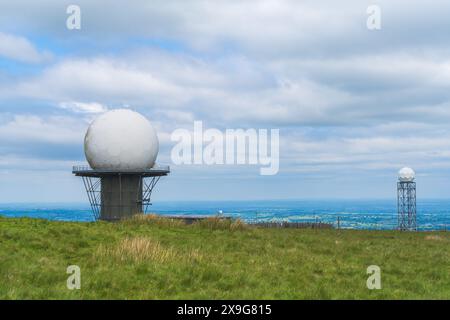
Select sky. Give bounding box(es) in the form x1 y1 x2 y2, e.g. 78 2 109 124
1 0 450 202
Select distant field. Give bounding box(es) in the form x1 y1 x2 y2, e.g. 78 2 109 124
0 215 448 299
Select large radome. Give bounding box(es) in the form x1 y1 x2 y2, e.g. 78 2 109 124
84 109 159 170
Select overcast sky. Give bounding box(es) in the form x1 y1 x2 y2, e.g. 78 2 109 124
1 0 450 202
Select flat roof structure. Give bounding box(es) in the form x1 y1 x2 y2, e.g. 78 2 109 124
72 165 170 177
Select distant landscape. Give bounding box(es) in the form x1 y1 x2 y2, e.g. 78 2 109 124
1 199 449 230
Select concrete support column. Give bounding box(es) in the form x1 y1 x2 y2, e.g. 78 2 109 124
100 174 143 220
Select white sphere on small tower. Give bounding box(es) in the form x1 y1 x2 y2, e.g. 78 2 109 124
398 167 415 182
84 109 159 170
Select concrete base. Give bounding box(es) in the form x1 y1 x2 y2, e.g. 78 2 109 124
100 175 143 220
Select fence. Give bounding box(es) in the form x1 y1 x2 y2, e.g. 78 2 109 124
242 213 449 231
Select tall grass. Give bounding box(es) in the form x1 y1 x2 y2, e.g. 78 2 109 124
124 214 185 228
96 237 175 263
125 214 247 231
193 217 247 231
96 236 203 264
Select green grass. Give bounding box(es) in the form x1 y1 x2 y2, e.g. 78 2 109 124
0 215 449 299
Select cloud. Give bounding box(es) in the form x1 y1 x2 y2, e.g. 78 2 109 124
58 101 108 114
0 114 85 144
0 32 52 63
0 154 78 171
3 1 450 199
282 125 450 174
4 40 450 130
2 0 450 57
11 58 186 107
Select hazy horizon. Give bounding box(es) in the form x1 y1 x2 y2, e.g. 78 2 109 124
3 197 450 205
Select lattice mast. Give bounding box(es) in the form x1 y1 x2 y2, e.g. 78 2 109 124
397 167 417 231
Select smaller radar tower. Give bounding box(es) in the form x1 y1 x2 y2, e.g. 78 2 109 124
397 167 417 231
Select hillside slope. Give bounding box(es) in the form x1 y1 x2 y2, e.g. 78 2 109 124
0 216 448 299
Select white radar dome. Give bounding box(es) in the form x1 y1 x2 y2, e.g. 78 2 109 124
84 109 159 170
398 167 415 182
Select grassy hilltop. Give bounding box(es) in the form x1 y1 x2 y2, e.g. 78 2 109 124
0 215 449 299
